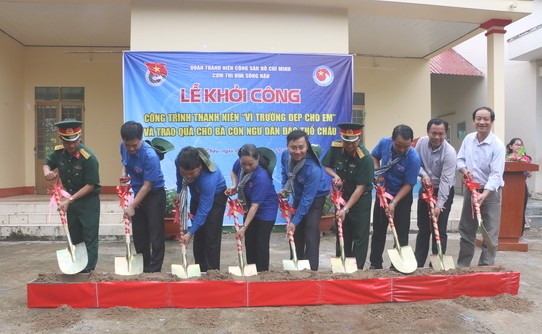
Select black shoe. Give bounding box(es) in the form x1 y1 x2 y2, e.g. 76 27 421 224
369 264 383 270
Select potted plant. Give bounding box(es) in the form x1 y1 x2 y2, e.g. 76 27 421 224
320 194 335 236
164 189 181 240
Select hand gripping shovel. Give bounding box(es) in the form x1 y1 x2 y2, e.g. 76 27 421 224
114 184 143 275
49 180 88 274
227 198 257 277
423 184 455 271
463 177 496 254
279 197 311 271
171 201 201 279
330 185 357 274
375 184 417 274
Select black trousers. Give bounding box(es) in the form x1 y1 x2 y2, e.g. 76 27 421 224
293 196 325 271
244 218 275 272
370 191 413 269
132 188 166 273
191 192 227 272
414 186 454 267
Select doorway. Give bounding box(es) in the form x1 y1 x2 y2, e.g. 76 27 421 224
35 87 84 194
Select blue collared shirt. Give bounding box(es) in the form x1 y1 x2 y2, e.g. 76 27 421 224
457 131 505 192
232 160 278 221
281 151 329 225
371 137 420 195
120 141 164 193
175 162 227 234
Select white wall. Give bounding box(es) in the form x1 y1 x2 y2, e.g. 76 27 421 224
0 32 25 189
131 1 348 53
355 57 431 150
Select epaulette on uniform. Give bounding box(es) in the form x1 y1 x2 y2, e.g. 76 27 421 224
79 148 91 159
54 145 64 151
356 147 365 158
331 141 343 148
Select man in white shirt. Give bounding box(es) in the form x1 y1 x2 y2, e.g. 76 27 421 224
456 106 505 267
414 118 456 268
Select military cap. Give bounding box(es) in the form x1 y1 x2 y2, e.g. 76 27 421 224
257 147 276 178
54 119 82 142
145 137 175 160
196 147 217 172
338 123 364 142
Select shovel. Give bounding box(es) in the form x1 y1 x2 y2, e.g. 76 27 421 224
171 200 201 279
283 226 311 271
114 184 143 275
114 214 143 275
227 198 257 277
375 184 417 274
49 180 88 274
423 184 455 271
330 186 357 274
278 197 311 271
463 177 496 254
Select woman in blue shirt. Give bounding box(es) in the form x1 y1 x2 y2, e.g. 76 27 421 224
225 144 278 272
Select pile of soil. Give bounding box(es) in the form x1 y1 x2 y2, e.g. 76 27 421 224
34 265 506 283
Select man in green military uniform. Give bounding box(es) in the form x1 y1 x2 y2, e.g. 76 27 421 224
43 120 101 273
322 123 374 269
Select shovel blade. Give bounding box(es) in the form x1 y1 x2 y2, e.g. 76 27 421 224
387 246 417 274
331 257 358 274
480 225 497 253
171 264 189 279
242 264 258 276
430 253 455 271
114 254 143 276
56 242 88 275
186 264 202 278
229 263 258 277
283 259 311 271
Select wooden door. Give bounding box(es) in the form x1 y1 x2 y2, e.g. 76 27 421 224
35 102 83 194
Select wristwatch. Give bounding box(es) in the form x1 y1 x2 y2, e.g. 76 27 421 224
342 208 349 214
68 197 74 203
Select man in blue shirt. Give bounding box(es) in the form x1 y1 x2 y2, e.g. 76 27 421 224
369 124 421 269
120 121 166 273
281 130 329 271
176 146 227 272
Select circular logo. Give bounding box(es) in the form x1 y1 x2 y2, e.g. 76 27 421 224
313 66 334 87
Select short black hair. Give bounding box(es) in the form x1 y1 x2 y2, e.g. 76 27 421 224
391 124 414 141
286 129 308 145
426 118 449 133
176 146 202 171
472 106 495 121
120 121 143 141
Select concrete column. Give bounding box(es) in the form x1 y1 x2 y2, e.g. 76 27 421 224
481 19 511 140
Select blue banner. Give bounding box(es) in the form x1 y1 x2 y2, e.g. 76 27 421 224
123 52 352 223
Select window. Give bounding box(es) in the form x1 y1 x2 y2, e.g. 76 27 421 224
352 92 365 143
35 87 84 160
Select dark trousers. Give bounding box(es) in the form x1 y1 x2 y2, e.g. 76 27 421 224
414 186 454 267
293 196 325 271
338 192 372 269
67 193 100 272
244 218 275 272
132 188 166 273
191 192 227 272
370 191 413 269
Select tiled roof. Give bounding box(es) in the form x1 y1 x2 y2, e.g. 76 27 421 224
430 49 484 76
